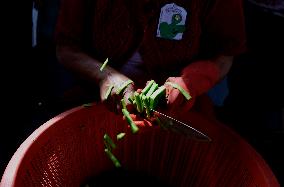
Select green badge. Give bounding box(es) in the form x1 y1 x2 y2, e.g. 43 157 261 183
157 3 187 40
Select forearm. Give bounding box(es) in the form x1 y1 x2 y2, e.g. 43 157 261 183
56 45 129 86
181 55 233 96
212 55 233 80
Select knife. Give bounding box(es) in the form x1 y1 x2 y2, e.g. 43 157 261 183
151 109 212 142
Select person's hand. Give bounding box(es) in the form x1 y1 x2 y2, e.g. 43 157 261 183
164 77 196 116
100 72 135 113
164 60 222 116
125 113 153 128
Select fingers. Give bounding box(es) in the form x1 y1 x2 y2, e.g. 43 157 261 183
122 86 136 112
126 114 153 127
102 82 136 114
167 87 183 105
168 95 185 116
123 114 153 128
133 120 152 127
165 77 195 116
136 88 142 93
165 78 186 108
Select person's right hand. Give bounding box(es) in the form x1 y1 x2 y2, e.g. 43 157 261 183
100 72 135 113
164 77 196 117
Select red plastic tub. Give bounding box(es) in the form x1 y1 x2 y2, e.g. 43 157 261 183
1 102 279 187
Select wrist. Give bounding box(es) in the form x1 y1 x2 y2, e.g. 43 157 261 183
181 60 220 96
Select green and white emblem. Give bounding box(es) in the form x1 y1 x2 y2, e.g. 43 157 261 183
157 3 187 40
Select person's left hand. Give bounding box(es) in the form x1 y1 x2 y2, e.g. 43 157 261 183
164 77 196 116
100 73 135 113
127 113 153 127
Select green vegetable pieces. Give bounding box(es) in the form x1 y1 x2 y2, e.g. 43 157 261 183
141 80 154 95
117 133 126 140
116 80 133 95
149 85 166 109
104 85 114 100
103 133 121 168
165 82 191 100
122 108 139 134
104 148 121 168
104 133 116 150
100 58 109 71
129 80 166 119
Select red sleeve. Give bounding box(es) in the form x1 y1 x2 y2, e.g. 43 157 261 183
54 0 87 47
200 0 247 57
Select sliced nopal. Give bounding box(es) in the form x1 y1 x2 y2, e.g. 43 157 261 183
103 133 116 150
104 84 114 100
116 80 133 95
141 80 155 95
122 108 139 134
120 98 127 110
100 58 109 71
117 132 126 140
150 85 166 109
145 83 159 98
104 148 121 167
134 92 143 113
165 82 191 100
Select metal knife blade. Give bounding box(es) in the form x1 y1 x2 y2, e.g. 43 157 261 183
151 109 212 142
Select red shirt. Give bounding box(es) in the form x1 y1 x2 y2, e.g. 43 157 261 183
55 0 246 84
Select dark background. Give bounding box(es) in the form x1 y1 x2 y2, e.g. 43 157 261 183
1 0 283 185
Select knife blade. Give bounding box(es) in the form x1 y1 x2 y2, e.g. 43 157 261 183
151 109 212 142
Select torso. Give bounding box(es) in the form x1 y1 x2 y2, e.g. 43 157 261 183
86 0 206 84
